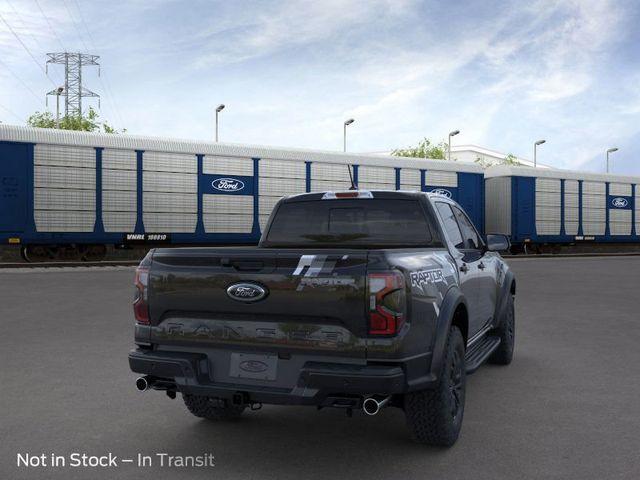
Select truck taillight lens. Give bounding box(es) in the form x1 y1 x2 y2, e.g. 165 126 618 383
133 265 150 325
368 272 406 335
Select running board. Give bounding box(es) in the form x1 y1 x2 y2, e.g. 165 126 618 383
465 335 501 374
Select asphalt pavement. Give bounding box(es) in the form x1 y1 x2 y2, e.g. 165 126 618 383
1 256 639 480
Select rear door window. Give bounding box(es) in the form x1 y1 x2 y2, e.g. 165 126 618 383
452 206 482 250
435 202 464 249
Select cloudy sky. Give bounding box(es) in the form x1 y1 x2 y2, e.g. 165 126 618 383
1 0 639 174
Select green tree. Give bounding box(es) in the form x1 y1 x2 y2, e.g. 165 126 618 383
392 138 448 160
27 107 125 133
503 153 521 165
475 152 522 168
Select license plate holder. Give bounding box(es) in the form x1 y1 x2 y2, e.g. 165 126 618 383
229 353 278 381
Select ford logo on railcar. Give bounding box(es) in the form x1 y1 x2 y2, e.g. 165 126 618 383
212 178 245 192
226 283 268 302
430 188 452 198
611 197 628 208
239 360 269 373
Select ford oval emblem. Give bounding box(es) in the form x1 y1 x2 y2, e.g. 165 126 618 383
239 360 268 373
212 177 245 192
430 188 452 198
226 282 268 303
611 197 628 208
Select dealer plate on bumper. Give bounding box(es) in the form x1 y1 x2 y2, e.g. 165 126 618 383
229 353 278 381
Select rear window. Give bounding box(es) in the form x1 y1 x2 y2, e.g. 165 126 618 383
263 199 438 248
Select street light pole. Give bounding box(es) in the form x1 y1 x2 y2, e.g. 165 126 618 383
606 147 618 173
343 118 354 152
215 104 225 142
55 87 64 128
534 139 546 167
448 130 460 161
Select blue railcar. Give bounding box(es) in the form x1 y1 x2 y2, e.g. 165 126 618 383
485 165 640 251
0 125 485 260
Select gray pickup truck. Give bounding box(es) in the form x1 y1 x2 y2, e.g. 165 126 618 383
129 190 516 446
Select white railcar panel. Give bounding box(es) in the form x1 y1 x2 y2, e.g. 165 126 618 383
143 151 196 173
582 222 605 235
34 144 95 169
203 156 253 176
103 190 136 212
582 181 606 195
536 221 561 235
310 179 352 192
565 221 579 235
311 162 354 181
144 192 197 213
357 166 395 184
34 188 95 211
582 194 606 209
259 177 306 196
204 214 253 233
564 206 579 224
104 212 136 232
536 206 561 221
143 213 197 232
34 210 95 232
102 149 136 170
358 182 395 191
34 165 96 190
535 190 561 208
484 177 511 235
564 180 579 193
400 169 421 189
582 209 606 222
564 193 579 209
203 194 253 215
536 178 561 192
143 171 197 193
426 170 457 187
103 169 136 191
259 159 306 179
609 183 631 196
609 209 632 235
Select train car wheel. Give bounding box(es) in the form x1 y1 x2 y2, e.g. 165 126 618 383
23 245 54 263
80 244 107 262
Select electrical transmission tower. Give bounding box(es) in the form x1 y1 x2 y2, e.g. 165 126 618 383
46 53 100 118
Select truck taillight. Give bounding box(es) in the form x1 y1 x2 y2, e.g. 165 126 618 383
368 272 406 335
133 265 150 325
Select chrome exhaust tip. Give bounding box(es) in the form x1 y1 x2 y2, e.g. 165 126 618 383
135 376 150 392
362 396 390 416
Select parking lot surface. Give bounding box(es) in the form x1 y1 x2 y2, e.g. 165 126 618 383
1 256 639 480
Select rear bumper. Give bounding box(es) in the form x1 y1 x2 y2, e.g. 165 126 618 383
129 349 412 406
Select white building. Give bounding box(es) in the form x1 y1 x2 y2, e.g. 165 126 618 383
450 145 550 169
365 145 551 169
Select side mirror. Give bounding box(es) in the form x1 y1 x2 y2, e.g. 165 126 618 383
486 234 510 252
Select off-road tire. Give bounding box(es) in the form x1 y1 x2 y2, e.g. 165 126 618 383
404 326 466 447
488 293 515 365
182 394 246 420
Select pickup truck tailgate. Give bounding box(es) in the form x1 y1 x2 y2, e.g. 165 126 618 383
148 248 368 358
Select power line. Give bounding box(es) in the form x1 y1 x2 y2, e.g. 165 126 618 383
0 57 44 103
0 102 24 122
69 0 126 127
0 11 57 87
4 0 65 86
61 0 90 51
34 0 67 52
